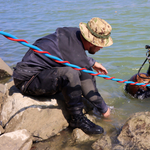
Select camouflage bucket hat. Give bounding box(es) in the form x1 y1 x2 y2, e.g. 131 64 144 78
79 17 113 47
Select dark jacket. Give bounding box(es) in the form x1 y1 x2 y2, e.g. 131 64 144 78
13 27 95 80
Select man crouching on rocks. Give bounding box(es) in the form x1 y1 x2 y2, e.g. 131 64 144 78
13 17 113 134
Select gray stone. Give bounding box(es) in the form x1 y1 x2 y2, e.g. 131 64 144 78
71 128 90 143
0 84 6 94
0 129 32 150
0 85 7 118
117 111 150 150
91 135 112 150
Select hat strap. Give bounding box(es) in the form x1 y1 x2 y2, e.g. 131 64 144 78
87 22 111 39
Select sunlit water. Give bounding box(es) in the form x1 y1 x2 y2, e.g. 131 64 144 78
1 0 150 149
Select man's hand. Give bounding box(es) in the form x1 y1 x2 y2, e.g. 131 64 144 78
93 62 108 75
102 107 110 118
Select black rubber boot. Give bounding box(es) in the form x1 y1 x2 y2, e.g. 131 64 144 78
69 114 104 134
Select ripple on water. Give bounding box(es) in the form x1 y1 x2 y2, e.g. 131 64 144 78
1 0 150 148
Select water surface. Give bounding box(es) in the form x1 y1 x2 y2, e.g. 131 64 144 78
1 0 150 149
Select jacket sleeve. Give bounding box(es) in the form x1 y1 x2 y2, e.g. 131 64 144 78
87 57 96 67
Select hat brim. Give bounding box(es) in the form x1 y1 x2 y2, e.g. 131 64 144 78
79 22 113 47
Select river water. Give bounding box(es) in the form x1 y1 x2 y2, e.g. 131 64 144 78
1 0 150 149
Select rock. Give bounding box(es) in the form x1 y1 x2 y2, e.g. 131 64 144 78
0 129 32 150
0 58 13 79
0 125 5 135
112 144 124 150
0 81 69 142
117 111 150 150
0 84 6 94
71 128 90 143
0 84 7 117
91 135 112 150
4 80 15 97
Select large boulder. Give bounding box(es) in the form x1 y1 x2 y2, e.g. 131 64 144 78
117 111 150 150
0 81 69 141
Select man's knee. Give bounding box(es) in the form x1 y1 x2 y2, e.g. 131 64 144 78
57 67 80 76
57 67 81 86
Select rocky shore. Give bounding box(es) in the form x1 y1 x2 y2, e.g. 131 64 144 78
1 57 150 150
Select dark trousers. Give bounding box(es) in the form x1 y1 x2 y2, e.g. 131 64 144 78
14 67 108 115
